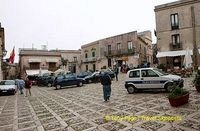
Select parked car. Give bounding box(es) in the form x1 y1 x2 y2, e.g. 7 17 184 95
27 75 38 85
37 75 55 87
53 74 85 89
101 68 115 79
84 71 101 84
125 68 184 94
77 71 93 78
0 80 17 95
85 69 115 84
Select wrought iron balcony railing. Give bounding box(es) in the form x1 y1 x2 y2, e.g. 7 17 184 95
83 57 97 63
104 48 135 57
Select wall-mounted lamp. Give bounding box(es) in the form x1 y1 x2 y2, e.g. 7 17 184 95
3 49 7 57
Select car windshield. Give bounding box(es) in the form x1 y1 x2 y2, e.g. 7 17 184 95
153 68 168 76
0 80 15 85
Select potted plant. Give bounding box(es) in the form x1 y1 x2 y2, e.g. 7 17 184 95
167 84 189 107
193 70 200 92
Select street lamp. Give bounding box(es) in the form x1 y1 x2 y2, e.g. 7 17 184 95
3 49 7 57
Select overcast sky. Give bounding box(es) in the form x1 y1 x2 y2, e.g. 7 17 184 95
0 0 176 62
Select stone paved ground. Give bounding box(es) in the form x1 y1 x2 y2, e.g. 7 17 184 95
0 73 200 131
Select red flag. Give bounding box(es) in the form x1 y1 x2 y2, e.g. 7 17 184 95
9 47 15 63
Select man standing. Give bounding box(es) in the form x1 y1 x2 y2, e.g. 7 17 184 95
100 72 112 102
114 65 119 81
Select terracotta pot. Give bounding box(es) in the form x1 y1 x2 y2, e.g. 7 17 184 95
168 93 189 107
195 85 200 92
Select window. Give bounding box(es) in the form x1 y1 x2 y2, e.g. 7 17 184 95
172 34 180 45
85 53 88 58
86 65 88 71
92 52 95 57
141 69 158 77
93 64 96 72
144 47 146 55
49 62 56 69
30 63 40 69
73 57 77 61
171 13 179 30
129 70 140 78
117 43 121 50
128 41 133 49
108 45 111 55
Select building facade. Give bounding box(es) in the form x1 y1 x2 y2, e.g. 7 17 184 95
0 23 7 80
19 48 61 78
60 50 81 73
81 30 153 72
155 0 200 70
81 41 102 72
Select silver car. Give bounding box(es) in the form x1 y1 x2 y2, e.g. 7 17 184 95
125 68 184 94
0 80 17 95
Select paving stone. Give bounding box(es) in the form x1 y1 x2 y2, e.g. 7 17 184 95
18 116 34 123
102 121 127 131
18 121 36 129
70 122 94 131
0 126 13 131
138 121 165 130
42 121 61 130
64 117 84 125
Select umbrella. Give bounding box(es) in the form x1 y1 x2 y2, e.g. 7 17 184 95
183 47 193 68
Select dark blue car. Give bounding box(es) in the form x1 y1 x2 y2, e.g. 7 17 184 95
53 74 85 90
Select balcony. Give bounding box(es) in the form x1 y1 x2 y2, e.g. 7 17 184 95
83 57 97 63
104 48 135 57
169 42 182 51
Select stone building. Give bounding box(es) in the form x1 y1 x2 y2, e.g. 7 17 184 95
19 48 61 78
81 30 153 72
0 23 7 80
81 42 99 72
19 48 82 78
155 0 200 70
59 50 81 73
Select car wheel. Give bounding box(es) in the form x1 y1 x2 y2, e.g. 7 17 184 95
127 86 135 94
88 80 92 83
165 82 174 92
77 82 83 87
47 83 52 87
56 85 61 90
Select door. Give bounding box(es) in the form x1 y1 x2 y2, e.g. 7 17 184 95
140 69 162 89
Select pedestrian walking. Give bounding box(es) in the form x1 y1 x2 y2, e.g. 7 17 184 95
100 72 112 102
15 77 25 95
114 65 119 81
25 77 32 97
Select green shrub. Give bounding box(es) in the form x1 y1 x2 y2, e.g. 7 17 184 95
167 84 189 99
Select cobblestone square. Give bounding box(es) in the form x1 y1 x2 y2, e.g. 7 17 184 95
0 73 200 131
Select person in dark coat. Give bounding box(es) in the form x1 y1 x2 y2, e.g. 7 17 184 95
25 77 32 97
114 65 119 81
100 72 112 102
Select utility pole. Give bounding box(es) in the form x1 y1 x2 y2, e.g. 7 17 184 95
191 6 198 71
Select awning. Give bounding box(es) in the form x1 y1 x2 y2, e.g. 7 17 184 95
156 50 193 58
46 59 58 63
28 59 41 63
26 69 52 76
